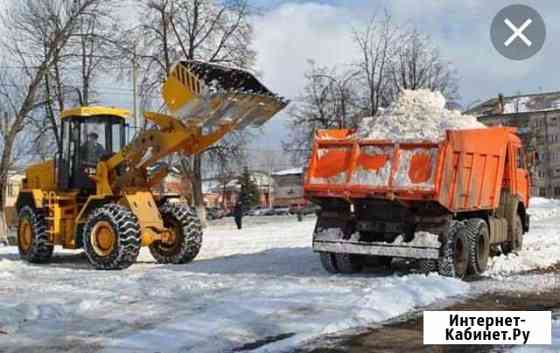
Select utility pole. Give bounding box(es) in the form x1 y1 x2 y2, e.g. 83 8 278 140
544 111 553 197
132 42 139 137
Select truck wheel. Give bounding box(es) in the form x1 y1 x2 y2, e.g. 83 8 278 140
465 219 490 276
149 203 203 264
418 259 438 274
502 214 523 254
83 204 141 270
365 255 392 268
17 206 53 263
438 221 470 279
319 252 339 273
334 254 363 273
319 253 363 274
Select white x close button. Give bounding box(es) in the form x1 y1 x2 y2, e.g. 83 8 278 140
491 5 546 60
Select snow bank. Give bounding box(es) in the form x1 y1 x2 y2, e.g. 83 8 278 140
527 197 560 221
356 89 485 141
486 198 560 278
0 218 468 353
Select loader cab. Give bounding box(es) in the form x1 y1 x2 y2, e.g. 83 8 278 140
57 107 129 191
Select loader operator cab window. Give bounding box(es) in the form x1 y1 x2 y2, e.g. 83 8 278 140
59 115 126 191
80 130 106 167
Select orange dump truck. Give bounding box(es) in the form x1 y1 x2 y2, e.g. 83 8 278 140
304 127 530 278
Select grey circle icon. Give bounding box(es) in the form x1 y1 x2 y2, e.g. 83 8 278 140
490 4 546 60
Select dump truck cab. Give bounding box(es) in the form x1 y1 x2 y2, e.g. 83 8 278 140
57 107 128 191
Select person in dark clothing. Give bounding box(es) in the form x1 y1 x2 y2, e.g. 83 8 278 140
80 132 106 166
233 201 243 230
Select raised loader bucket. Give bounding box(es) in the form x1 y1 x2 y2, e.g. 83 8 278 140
162 60 288 130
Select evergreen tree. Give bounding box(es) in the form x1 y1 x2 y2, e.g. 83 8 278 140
239 167 260 209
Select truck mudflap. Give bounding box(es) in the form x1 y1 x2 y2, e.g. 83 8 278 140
313 240 439 259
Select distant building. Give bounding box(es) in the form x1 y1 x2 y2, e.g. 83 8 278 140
4 171 25 228
466 91 560 197
271 168 305 207
203 171 274 209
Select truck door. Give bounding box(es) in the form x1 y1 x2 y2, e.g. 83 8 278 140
514 146 530 205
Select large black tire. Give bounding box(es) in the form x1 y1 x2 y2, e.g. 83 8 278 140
417 259 438 274
502 214 523 255
83 204 141 270
364 255 392 268
465 218 490 276
17 206 53 263
319 252 363 274
149 203 202 264
438 221 470 279
319 252 339 273
334 253 363 273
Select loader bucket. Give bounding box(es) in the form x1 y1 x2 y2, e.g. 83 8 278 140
162 60 288 130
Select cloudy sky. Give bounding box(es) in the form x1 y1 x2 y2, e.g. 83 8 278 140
103 0 560 149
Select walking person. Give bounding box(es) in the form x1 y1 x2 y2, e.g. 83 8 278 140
233 201 243 230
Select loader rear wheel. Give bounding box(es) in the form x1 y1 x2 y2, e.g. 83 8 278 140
83 204 141 270
502 214 523 255
438 221 470 279
149 203 202 264
465 219 490 276
17 206 53 263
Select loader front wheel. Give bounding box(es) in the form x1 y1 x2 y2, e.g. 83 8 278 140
17 206 53 263
149 203 202 264
83 204 141 270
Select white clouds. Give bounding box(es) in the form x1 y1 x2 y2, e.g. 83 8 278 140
251 2 360 98
250 2 364 147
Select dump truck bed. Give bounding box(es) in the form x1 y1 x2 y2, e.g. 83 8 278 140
304 127 523 213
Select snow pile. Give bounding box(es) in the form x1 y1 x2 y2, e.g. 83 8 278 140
486 198 560 278
527 197 560 221
356 89 486 141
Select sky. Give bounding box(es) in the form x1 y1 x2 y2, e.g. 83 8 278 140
100 0 560 150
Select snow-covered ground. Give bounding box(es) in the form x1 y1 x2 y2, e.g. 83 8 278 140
0 216 467 353
1 197 560 353
507 319 560 353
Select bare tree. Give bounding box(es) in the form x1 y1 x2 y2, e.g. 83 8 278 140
387 27 459 102
353 11 399 116
131 0 256 217
0 0 111 243
283 61 361 165
284 11 461 165
31 0 121 159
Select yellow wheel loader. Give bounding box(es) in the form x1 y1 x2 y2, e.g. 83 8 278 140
15 61 287 269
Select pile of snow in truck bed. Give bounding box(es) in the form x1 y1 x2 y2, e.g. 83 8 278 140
356 89 486 141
